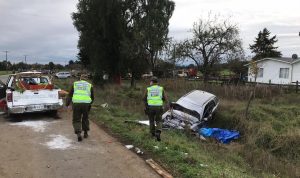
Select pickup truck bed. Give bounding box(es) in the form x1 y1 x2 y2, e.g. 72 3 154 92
3 72 63 114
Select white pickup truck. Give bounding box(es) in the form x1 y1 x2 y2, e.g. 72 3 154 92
0 72 63 115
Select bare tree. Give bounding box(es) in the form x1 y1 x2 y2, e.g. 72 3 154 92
177 15 243 82
245 60 260 119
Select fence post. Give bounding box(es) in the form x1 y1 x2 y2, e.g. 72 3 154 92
296 81 299 93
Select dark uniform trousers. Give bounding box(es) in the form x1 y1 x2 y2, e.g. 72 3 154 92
148 106 163 134
72 103 90 134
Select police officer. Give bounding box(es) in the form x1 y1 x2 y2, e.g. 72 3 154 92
143 76 167 141
66 74 94 142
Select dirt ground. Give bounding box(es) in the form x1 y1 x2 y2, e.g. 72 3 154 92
0 110 160 178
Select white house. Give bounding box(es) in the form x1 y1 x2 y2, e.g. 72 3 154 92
247 57 300 84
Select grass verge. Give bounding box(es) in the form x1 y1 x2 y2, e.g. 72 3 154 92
57 79 300 178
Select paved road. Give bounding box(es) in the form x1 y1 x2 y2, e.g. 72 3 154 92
0 111 160 178
0 75 8 83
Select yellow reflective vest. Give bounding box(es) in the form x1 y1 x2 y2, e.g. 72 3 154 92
72 80 92 103
147 85 163 106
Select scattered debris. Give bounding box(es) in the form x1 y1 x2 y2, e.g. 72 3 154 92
134 147 144 154
124 120 151 126
101 103 109 108
199 135 207 141
199 128 240 144
10 120 52 132
146 159 173 178
45 135 74 150
153 146 159 149
200 163 208 167
125 145 134 149
138 120 150 126
162 90 219 131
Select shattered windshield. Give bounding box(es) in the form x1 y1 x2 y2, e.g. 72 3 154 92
171 103 200 119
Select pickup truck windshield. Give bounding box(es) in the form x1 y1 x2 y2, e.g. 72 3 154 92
20 77 49 85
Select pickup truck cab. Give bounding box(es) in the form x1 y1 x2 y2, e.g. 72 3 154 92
2 72 63 115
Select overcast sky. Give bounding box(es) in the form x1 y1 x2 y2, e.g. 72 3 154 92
0 0 300 64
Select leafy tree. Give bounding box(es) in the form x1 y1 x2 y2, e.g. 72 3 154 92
249 28 282 60
119 0 174 86
73 0 174 85
141 0 175 71
49 62 55 71
73 0 124 84
68 60 74 65
177 15 243 82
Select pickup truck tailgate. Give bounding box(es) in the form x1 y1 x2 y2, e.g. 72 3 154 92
12 90 61 106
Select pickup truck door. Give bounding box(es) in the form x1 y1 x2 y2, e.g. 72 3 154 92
0 81 7 111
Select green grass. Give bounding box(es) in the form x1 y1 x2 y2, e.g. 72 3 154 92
57 79 300 178
0 71 12 75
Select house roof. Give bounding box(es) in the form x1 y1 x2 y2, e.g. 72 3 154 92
245 57 300 66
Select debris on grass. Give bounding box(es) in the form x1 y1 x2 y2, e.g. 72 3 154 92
134 147 144 154
199 163 208 167
199 128 240 144
146 159 173 178
101 103 109 108
124 120 150 126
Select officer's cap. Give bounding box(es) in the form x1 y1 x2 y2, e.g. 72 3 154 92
151 76 158 83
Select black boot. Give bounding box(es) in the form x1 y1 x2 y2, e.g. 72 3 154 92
84 131 88 138
77 133 82 142
155 130 161 142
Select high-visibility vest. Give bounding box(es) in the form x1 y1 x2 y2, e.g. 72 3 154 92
147 85 163 106
72 80 92 103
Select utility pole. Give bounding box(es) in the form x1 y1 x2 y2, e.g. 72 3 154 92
3 51 9 73
24 55 27 63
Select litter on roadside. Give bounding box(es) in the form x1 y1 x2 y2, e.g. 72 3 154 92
199 128 240 144
125 145 134 149
134 147 144 154
146 159 173 178
125 144 144 154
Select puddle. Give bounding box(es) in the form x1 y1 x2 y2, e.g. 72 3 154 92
45 135 75 150
10 121 52 132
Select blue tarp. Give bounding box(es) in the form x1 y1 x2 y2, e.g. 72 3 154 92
199 128 240 144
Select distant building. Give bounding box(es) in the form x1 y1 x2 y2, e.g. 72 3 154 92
247 57 300 84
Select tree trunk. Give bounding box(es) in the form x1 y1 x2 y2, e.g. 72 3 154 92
130 73 136 88
245 82 257 119
202 57 209 83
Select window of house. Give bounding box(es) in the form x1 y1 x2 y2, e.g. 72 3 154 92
257 68 264 78
279 68 289 79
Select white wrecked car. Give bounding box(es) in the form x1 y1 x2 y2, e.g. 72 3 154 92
162 90 219 131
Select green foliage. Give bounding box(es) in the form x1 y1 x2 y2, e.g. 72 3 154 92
249 28 282 60
72 0 175 83
86 82 298 178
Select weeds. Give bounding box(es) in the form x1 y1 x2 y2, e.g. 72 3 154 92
57 78 300 178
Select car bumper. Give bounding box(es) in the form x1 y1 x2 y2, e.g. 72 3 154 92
8 103 63 114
